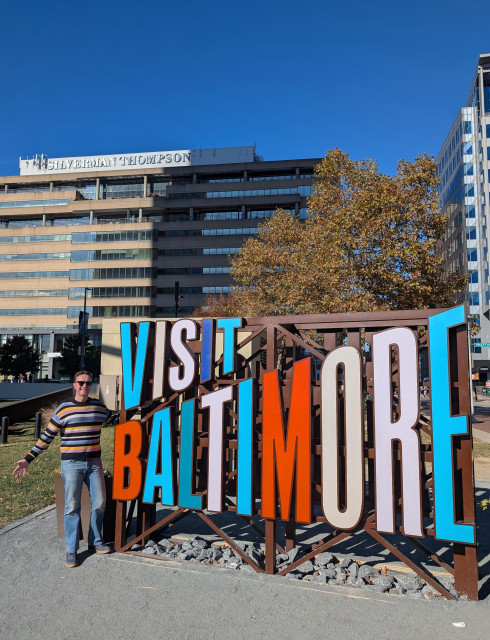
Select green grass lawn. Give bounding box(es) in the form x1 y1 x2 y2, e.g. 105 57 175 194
1 417 489 530
0 418 115 528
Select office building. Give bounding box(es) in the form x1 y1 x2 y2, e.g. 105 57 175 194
0 146 317 378
437 53 490 376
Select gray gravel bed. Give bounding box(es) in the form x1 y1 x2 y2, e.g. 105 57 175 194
131 536 460 600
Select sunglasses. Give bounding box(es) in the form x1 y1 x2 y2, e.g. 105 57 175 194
76 381 92 386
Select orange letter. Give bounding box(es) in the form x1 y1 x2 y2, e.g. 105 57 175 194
113 420 143 500
261 358 311 522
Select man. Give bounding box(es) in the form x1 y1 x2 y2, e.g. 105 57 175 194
13 370 112 568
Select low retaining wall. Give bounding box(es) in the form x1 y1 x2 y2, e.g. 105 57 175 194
0 382 71 401
0 387 73 425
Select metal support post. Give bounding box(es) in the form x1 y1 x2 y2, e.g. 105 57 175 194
34 412 42 439
1 416 8 444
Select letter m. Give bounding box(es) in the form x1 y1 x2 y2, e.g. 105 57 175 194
261 358 312 523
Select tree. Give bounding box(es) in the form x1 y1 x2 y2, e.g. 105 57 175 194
191 293 242 318
58 335 101 378
219 149 466 316
0 336 42 378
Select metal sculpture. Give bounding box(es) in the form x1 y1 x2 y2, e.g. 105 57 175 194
112 307 478 600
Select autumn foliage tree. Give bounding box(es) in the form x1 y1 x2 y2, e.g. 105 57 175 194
197 149 465 317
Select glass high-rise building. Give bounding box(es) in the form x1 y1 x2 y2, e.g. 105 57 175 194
437 53 490 377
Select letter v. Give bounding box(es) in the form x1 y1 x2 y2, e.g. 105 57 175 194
121 322 153 409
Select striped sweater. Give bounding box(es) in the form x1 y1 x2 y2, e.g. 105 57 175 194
25 398 111 463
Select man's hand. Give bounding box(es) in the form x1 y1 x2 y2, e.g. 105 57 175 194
13 459 28 478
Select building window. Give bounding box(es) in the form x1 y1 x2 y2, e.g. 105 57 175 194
90 305 153 318
159 247 240 256
0 218 43 229
0 289 67 297
0 234 72 243
69 267 154 280
247 173 296 181
148 178 170 196
464 121 472 134
100 180 144 199
197 211 242 221
158 267 202 275
71 230 155 243
7 184 50 193
247 210 275 219
71 249 155 262
203 267 229 274
169 186 313 200
464 163 474 176
465 205 475 218
68 286 154 299
50 217 90 226
0 252 70 261
0 270 69 279
0 199 71 209
0 308 67 315
202 286 231 294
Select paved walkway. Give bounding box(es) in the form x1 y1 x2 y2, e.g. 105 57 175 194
472 393 490 440
1 496 490 640
1 395 489 639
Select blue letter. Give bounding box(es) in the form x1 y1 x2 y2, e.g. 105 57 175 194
142 409 175 506
121 322 152 410
237 379 254 516
200 318 215 383
217 318 242 374
178 399 202 510
430 306 475 544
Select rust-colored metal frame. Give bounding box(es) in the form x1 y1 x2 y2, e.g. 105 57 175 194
114 309 478 600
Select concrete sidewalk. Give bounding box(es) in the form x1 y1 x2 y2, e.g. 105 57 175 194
1 487 490 640
1 396 489 639
472 393 490 443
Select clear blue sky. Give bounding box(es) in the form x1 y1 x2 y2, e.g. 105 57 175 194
0 0 488 177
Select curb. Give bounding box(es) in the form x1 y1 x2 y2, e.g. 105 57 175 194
0 504 55 536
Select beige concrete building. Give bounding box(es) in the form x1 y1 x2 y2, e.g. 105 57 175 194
0 146 318 378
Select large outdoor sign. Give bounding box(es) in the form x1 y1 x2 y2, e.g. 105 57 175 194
112 307 478 599
19 146 255 175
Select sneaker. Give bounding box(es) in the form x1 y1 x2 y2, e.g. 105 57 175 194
88 544 111 554
65 552 78 568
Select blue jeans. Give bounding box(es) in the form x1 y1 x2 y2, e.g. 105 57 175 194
60 458 106 553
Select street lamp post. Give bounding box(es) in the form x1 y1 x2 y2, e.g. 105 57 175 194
80 287 92 369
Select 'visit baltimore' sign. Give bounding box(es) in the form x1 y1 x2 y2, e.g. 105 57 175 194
112 306 475 547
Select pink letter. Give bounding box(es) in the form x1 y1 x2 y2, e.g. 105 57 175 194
373 328 422 537
201 386 233 512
